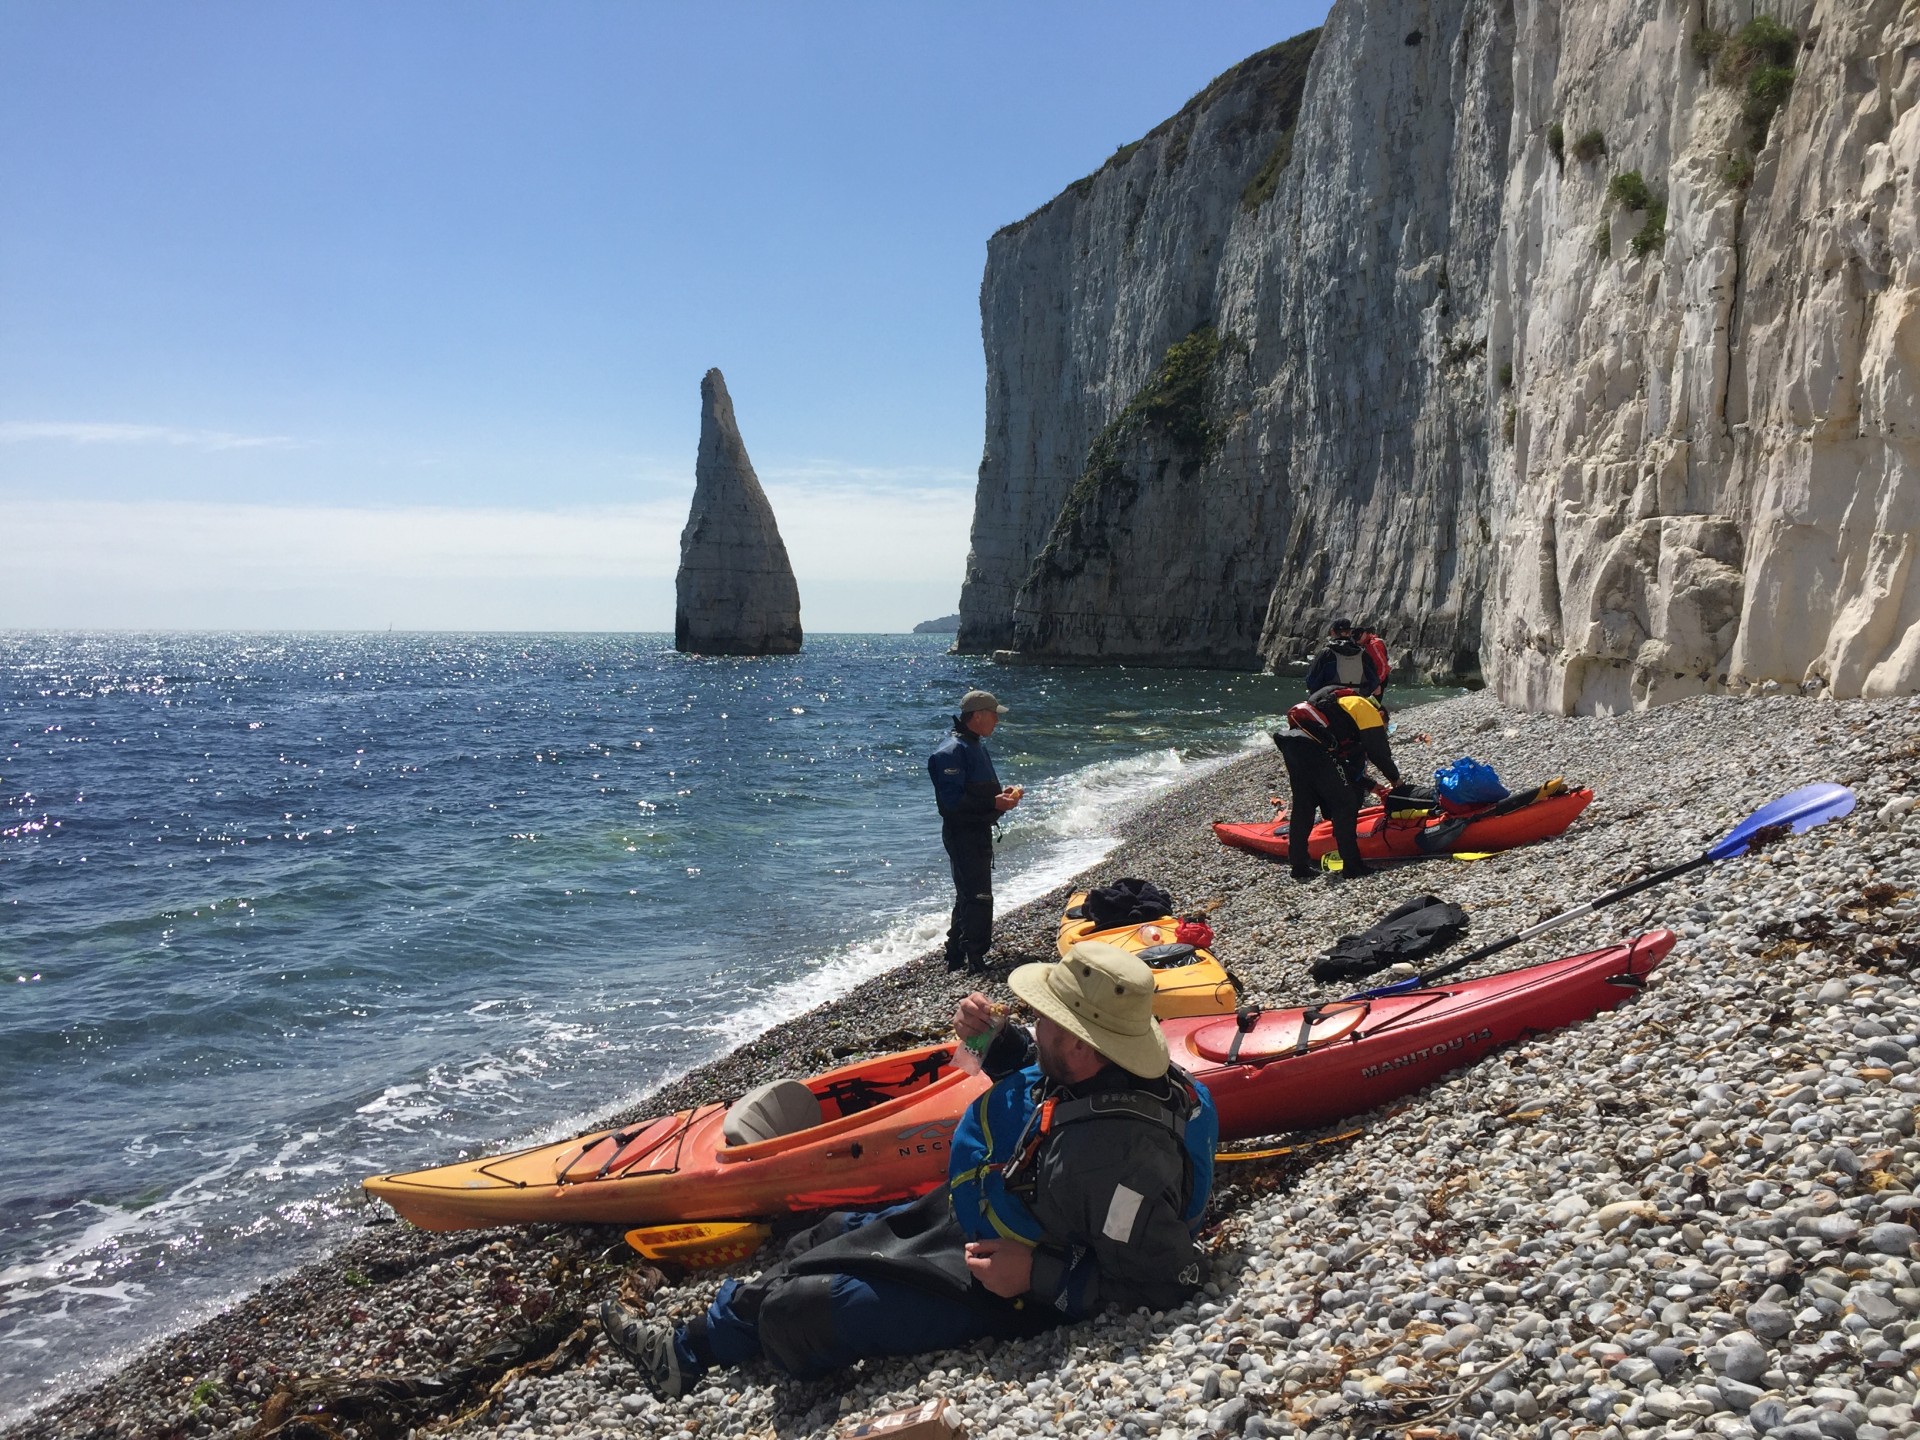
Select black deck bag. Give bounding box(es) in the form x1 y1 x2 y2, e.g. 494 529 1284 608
1083 877 1175 930
1310 894 1470 983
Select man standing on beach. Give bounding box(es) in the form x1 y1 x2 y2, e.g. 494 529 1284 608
926 689 1022 973
598 943 1217 1397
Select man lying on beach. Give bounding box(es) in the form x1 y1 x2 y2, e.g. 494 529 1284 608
599 942 1218 1397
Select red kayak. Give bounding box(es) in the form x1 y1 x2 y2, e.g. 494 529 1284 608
1167 929 1672 1137
1215 786 1594 863
365 931 1669 1229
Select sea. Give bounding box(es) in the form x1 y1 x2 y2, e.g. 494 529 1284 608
0 631 1449 1419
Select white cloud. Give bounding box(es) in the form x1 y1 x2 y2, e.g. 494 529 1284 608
1 487 973 630
0 421 300 451
759 460 976 488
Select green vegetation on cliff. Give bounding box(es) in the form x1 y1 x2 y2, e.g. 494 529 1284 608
995 29 1321 237
1696 15 1799 161
1036 326 1232 580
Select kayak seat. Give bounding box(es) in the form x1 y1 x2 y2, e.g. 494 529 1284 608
1137 942 1197 970
722 1079 823 1146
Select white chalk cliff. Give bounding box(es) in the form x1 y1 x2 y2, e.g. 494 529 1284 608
958 0 1920 711
675 369 803 656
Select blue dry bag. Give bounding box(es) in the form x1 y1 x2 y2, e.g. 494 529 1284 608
1435 757 1509 808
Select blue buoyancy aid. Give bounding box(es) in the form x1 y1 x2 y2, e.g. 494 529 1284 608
947 1064 1217 1245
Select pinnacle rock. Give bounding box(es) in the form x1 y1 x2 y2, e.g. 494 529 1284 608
674 369 802 656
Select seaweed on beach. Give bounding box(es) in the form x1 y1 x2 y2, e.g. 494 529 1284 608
248 1306 590 1440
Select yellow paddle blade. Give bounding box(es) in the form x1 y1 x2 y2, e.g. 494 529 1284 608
1320 852 1343 872
1215 1127 1364 1164
624 1221 771 1269
1451 851 1495 862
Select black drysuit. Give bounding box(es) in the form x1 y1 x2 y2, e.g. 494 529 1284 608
928 719 1003 968
1272 691 1402 875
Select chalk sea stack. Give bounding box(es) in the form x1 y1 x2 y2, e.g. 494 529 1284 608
674 368 802 656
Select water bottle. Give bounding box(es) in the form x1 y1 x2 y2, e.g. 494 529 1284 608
951 1002 1009 1076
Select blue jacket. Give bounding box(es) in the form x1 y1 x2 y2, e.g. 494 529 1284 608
929 721 1002 823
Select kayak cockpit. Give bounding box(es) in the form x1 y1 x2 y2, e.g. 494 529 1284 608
551 1044 972 1184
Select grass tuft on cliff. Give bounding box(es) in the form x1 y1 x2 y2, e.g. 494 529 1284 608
1629 200 1667 256
1601 171 1665 259
1571 128 1606 163
1607 170 1655 212
1742 64 1796 143
1718 16 1798 85
1710 17 1799 150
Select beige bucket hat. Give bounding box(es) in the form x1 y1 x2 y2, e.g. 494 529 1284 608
1008 941 1170 1079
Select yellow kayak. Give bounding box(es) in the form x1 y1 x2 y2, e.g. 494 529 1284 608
1058 891 1238 1018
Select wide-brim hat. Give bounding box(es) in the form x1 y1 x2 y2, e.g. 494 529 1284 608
958 689 1008 715
1008 941 1169 1079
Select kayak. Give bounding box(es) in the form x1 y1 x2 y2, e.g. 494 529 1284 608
1058 890 1238 1018
364 1045 991 1231
1215 786 1594 863
1166 927 1672 1137
364 930 1670 1231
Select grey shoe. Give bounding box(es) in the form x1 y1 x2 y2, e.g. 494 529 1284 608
599 1298 688 1399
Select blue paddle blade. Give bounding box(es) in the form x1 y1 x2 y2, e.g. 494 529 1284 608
1707 782 1856 861
1347 975 1421 1001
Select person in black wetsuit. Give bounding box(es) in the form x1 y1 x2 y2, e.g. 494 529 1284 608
1272 686 1402 882
597 942 1216 1398
925 690 1021 972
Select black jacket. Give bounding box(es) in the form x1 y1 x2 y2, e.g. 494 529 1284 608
1305 639 1380 694
928 721 1002 824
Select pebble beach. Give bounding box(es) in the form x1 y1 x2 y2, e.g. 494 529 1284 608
8 688 1920 1440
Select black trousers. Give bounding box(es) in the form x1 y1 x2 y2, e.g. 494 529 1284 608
941 819 995 966
1278 740 1367 873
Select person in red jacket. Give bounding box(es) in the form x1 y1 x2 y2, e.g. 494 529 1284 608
1355 624 1391 713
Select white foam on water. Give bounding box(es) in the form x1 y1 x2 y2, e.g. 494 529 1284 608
526 737 1247 1141
0 1141 256 1314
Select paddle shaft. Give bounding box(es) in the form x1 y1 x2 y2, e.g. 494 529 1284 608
1400 851 1717 990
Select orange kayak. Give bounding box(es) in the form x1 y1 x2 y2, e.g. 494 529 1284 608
363 1044 988 1231
1058 891 1238 1018
1215 787 1594 862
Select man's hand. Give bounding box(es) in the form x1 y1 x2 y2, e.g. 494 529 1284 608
994 784 1022 812
964 1239 1033 1297
953 991 999 1040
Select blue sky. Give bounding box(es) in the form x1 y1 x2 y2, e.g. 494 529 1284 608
1 1 1329 632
